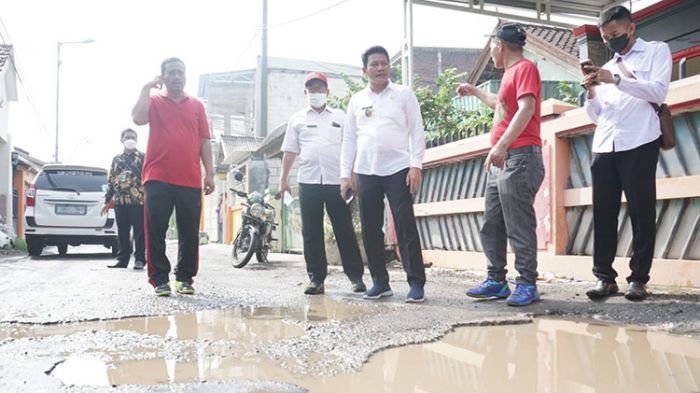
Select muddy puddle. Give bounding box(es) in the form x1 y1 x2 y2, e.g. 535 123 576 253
0 296 366 341
44 317 700 392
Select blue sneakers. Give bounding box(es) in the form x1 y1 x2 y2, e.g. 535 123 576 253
465 279 511 299
506 283 540 306
363 284 393 300
405 286 425 303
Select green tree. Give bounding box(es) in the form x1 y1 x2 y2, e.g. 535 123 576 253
557 80 579 105
328 74 367 111
330 68 493 143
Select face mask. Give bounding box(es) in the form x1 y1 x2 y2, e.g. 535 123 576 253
307 93 327 108
606 33 629 54
123 139 137 150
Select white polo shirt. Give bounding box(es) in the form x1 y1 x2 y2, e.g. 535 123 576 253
585 38 672 153
281 106 345 185
340 81 425 178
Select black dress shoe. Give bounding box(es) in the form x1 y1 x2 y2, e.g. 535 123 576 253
304 282 324 295
351 280 367 293
625 282 648 301
586 280 619 299
107 262 128 269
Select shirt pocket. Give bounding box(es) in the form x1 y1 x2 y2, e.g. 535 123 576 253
355 108 372 128
327 123 342 143
626 54 652 78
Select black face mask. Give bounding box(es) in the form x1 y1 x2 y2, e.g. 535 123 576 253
606 33 629 54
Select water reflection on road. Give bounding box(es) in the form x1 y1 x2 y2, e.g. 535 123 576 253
48 318 700 392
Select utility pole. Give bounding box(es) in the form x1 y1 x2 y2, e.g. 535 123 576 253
256 0 268 139
55 39 95 163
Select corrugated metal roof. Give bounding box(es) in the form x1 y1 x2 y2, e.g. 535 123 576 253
0 45 11 73
218 135 264 166
413 0 632 27
265 56 362 77
521 23 579 58
198 56 361 98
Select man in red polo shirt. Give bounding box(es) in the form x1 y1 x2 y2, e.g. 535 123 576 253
132 57 215 297
457 23 544 306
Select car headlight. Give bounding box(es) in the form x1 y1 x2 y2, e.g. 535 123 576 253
250 203 265 218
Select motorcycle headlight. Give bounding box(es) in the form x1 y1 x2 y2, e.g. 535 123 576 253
264 208 275 220
250 203 265 218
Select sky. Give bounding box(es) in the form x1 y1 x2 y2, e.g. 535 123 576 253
2 0 658 169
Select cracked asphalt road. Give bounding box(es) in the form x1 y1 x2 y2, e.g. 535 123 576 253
1 243 698 392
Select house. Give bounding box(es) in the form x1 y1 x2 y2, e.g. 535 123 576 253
390 47 483 91
199 56 362 140
455 19 584 112
198 57 362 246
0 45 18 237
11 147 45 240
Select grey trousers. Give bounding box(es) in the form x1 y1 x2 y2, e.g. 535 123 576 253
480 146 545 285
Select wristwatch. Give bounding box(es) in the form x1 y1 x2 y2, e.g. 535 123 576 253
613 73 621 86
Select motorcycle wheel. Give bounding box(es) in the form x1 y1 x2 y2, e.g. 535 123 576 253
231 229 259 268
256 247 268 263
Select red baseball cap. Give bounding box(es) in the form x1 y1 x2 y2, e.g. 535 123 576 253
304 71 328 86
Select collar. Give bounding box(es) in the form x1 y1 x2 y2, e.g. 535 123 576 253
613 38 648 61
365 80 394 95
306 105 332 114
160 91 191 104
122 149 140 156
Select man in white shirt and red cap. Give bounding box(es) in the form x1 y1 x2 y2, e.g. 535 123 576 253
280 71 366 295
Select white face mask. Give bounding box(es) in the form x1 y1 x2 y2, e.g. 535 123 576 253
123 139 137 150
307 93 327 108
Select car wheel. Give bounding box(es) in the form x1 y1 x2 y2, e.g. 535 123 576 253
57 244 68 256
26 236 43 257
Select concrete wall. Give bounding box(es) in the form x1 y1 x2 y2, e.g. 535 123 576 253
265 70 355 134
0 63 16 236
524 49 579 82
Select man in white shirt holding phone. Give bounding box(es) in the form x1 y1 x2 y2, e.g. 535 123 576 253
581 5 672 301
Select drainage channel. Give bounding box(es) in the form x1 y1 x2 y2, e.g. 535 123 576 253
3 301 699 392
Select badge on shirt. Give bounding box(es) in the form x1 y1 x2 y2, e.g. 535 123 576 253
331 122 341 128
362 106 374 117
307 124 317 128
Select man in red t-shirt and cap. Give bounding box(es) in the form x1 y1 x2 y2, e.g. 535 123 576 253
457 23 545 306
131 57 215 297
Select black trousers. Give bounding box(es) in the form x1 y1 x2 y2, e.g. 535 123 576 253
299 183 364 284
114 204 145 264
357 168 426 288
144 181 201 287
591 139 659 284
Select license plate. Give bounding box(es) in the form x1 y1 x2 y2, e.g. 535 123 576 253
55 204 87 215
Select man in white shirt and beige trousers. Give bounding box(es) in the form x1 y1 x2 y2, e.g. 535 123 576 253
280 72 366 295
341 46 427 303
582 5 672 301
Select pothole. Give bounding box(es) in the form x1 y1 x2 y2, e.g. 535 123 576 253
45 318 700 392
0 296 368 341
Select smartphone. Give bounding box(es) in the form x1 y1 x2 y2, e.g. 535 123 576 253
580 59 594 75
344 189 354 204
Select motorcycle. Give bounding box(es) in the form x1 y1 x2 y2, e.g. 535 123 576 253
229 173 280 268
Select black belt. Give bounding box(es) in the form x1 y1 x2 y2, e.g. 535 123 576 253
506 145 541 158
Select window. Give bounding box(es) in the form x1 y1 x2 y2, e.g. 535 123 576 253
35 170 107 193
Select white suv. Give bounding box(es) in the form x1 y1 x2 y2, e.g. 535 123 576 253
24 164 118 257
